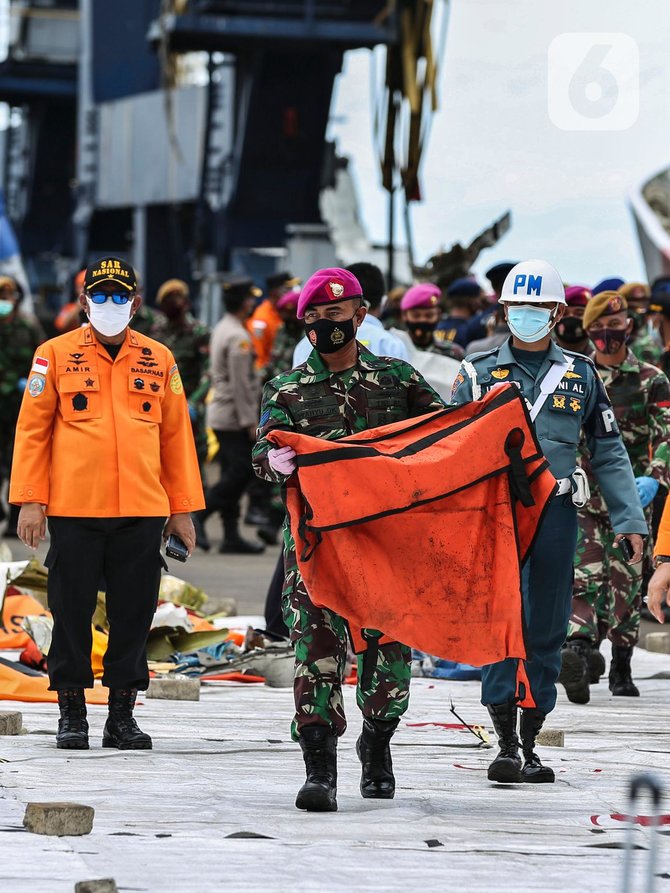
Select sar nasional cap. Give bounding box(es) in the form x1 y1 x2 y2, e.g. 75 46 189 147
84 256 137 292
400 283 441 311
297 267 363 319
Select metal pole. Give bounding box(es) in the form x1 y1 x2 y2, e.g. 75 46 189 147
388 183 395 290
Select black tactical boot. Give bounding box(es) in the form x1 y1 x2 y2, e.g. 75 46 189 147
56 689 89 750
219 534 265 555
102 689 152 750
558 639 591 704
519 708 555 783
486 703 522 783
192 510 211 552
609 645 640 697
587 644 606 684
295 727 338 812
356 717 399 799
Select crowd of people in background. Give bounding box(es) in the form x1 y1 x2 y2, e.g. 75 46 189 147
3 257 670 710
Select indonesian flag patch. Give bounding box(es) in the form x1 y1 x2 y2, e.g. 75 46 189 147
31 356 49 375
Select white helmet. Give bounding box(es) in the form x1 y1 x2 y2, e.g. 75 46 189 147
499 259 566 305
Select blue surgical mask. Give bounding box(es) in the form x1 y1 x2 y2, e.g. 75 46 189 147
507 305 554 343
0 299 14 317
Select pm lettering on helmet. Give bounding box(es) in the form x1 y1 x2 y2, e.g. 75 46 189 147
513 274 543 296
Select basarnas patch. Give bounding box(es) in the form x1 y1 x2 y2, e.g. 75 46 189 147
28 374 45 397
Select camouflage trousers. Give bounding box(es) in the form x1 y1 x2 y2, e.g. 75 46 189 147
568 510 642 647
282 544 411 741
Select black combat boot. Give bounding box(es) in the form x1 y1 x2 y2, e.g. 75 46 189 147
102 689 152 750
609 645 640 697
587 644 606 684
519 708 555 783
56 689 89 750
558 639 591 703
192 510 211 552
486 703 522 783
295 727 338 812
356 717 399 799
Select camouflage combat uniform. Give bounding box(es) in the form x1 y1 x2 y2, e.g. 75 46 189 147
0 314 42 520
629 328 663 367
252 344 444 739
150 313 211 465
570 351 670 646
263 322 302 383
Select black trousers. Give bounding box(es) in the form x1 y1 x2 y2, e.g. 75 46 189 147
46 516 165 691
206 429 255 535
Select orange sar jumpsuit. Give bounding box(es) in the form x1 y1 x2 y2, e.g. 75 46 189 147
248 299 282 370
10 324 204 691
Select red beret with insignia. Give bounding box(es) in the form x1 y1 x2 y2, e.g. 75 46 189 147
297 268 363 319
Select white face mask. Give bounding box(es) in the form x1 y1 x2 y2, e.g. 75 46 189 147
86 297 134 337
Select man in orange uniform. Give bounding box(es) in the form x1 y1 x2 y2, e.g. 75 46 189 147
10 257 204 752
248 271 300 370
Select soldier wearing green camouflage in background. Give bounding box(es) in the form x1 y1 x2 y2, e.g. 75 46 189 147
562 290 670 703
0 276 42 536
621 281 664 367
253 266 443 812
150 280 211 467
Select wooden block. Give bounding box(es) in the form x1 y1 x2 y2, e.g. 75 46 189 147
75 881 118 893
23 802 94 836
645 632 670 654
0 711 22 735
536 728 564 747
146 677 200 701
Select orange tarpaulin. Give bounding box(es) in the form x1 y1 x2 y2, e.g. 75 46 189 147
0 661 108 704
269 385 556 705
0 589 49 650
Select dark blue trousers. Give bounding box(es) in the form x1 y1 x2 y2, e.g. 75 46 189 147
481 497 578 715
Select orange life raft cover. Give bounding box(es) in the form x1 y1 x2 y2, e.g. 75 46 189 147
269 385 557 702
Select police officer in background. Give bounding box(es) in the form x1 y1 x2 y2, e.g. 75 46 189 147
11 257 204 751
197 277 265 555
253 267 443 813
451 260 646 785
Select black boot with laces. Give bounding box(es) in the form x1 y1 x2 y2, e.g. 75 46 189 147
295 726 338 812
56 689 89 750
486 703 522 783
520 708 555 783
102 688 152 750
356 718 398 799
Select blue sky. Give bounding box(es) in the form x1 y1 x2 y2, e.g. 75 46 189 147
330 0 670 287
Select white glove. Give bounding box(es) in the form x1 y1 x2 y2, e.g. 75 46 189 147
268 446 297 476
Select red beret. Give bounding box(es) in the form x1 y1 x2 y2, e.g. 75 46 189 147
400 283 441 311
297 268 363 319
564 286 591 308
276 290 299 311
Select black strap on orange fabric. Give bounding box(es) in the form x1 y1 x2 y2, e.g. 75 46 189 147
504 428 535 508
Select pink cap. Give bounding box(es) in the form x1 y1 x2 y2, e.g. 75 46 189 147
276 290 299 311
400 283 441 312
296 267 363 319
565 286 591 308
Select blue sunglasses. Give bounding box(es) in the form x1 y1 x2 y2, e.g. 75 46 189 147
87 291 134 305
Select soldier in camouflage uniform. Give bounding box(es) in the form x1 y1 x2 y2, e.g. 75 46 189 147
253 267 443 812
562 290 670 703
621 281 663 366
0 276 42 536
150 280 211 469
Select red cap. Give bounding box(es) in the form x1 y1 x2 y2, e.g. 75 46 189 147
400 283 441 311
564 285 591 308
277 290 299 311
297 267 363 319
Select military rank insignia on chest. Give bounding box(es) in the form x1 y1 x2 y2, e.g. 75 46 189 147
491 368 510 380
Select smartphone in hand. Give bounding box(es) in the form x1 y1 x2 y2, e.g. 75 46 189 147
165 533 189 562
